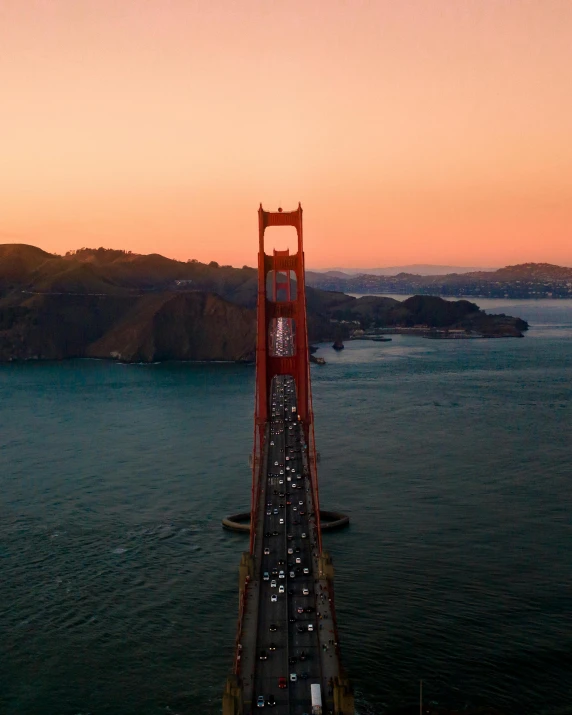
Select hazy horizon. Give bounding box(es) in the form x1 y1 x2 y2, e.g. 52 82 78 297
6 242 572 274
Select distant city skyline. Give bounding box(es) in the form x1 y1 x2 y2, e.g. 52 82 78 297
310 264 502 276
1 1 571 267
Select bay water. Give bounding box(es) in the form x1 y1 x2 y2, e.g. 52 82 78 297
1 299 571 715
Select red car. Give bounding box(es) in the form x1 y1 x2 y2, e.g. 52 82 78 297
278 676 287 689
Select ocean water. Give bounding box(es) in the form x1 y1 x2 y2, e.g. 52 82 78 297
1 299 571 715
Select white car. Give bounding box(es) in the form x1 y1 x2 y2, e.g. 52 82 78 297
295 557 301 564
271 594 277 602
303 567 309 574
301 532 307 539
279 570 285 579
307 624 314 632
290 673 297 682
279 518 284 525
302 587 309 596
279 584 284 593
271 580 277 588
264 548 270 555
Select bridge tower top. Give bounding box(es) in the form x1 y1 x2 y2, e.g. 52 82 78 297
256 203 308 423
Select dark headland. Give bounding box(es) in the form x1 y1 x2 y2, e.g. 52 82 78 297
0 245 528 363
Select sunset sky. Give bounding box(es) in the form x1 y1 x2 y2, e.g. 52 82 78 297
1 0 571 268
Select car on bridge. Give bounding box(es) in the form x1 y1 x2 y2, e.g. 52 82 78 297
257 694 265 707
278 677 287 689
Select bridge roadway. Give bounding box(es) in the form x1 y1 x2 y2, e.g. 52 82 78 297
241 319 341 714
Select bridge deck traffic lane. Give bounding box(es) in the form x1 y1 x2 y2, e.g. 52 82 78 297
240 421 273 708
281 375 322 712
248 324 326 714
284 407 322 712
253 396 290 712
297 420 342 712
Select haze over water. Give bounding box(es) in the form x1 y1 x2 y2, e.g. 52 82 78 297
1 299 571 715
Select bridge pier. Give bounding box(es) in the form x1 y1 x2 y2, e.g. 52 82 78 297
222 510 350 533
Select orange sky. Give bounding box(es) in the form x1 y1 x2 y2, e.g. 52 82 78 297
1 0 571 268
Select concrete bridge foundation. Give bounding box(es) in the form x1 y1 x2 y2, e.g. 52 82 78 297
222 509 349 533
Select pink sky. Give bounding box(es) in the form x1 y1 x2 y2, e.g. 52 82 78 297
1 0 571 268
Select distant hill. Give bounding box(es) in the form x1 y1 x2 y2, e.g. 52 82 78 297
306 262 572 298
485 263 572 281
0 244 529 362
